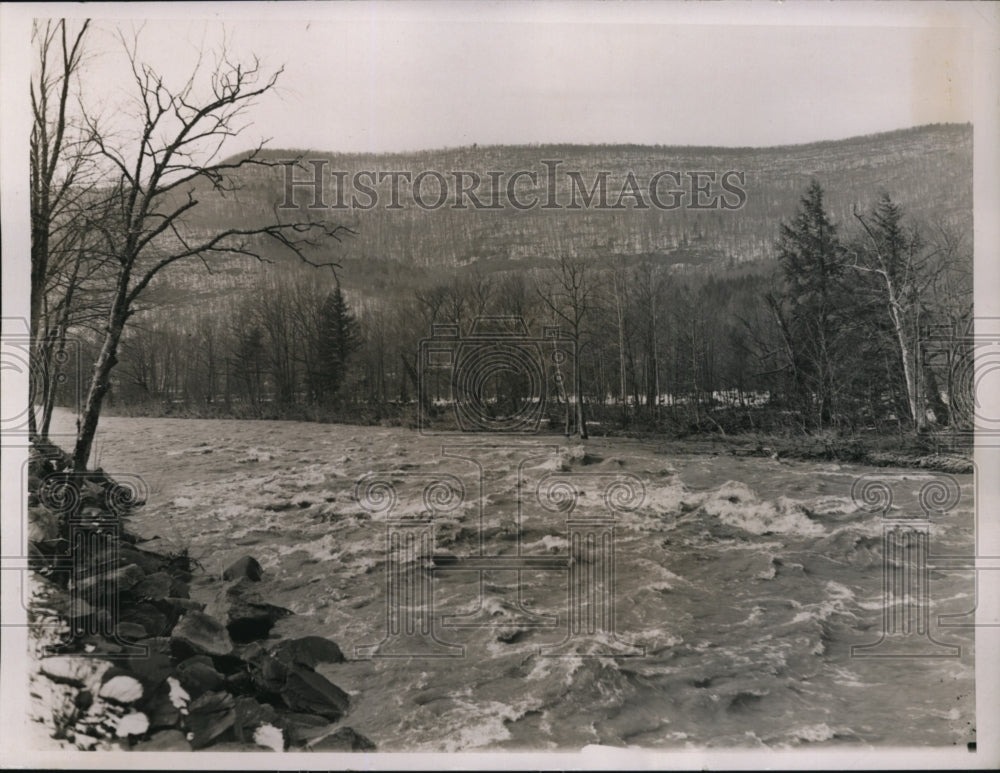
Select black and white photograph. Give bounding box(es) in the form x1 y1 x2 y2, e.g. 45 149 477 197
1 1 998 769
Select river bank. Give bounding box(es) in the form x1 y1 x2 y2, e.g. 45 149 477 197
26 440 375 752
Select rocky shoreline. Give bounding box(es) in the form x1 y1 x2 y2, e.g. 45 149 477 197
26 441 374 753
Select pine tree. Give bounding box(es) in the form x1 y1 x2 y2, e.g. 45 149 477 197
771 180 848 427
312 282 360 404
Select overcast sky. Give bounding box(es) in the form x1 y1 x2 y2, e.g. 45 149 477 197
32 2 979 155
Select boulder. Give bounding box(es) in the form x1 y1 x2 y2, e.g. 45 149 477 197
118 546 171 576
176 656 225 696
279 663 350 720
186 690 236 749
113 711 150 738
121 603 171 638
122 637 174 688
249 655 289 695
28 506 60 544
99 673 144 704
219 579 292 642
74 563 145 599
132 571 173 601
139 680 181 730
223 556 264 582
224 670 254 696
132 729 191 751
39 656 111 689
307 726 376 752
115 622 148 641
232 695 279 743
279 712 331 746
170 611 233 658
170 578 191 599
154 597 205 620
269 636 345 669
209 652 249 677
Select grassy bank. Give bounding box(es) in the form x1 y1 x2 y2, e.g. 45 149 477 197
91 401 975 474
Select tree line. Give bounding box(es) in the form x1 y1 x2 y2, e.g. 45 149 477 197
68 180 970 444
29 20 973 470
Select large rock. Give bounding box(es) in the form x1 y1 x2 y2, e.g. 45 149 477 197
115 545 169 575
223 556 264 582
28 506 60 544
217 579 292 642
307 726 376 752
171 611 233 658
245 652 349 721
74 563 145 600
186 690 236 749
232 696 279 744
155 597 204 619
224 670 254 697
279 712 331 746
115 622 148 641
279 663 351 720
122 637 174 688
248 655 289 695
98 673 145 704
120 603 171 638
132 729 191 751
139 679 182 730
132 571 173 601
269 636 344 669
176 656 225 697
39 656 111 689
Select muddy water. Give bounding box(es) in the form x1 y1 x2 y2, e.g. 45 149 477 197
49 411 975 750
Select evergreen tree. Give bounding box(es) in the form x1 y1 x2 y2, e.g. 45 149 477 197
312 282 360 403
231 325 266 413
770 180 848 426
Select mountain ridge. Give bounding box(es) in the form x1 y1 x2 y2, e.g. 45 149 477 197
153 122 972 300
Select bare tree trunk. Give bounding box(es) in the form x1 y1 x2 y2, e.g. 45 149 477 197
615 277 628 427
889 302 922 430
74 316 125 470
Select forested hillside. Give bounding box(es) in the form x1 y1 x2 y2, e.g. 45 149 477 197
52 124 973 439
150 123 972 301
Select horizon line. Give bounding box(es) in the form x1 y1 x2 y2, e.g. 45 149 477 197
235 122 972 160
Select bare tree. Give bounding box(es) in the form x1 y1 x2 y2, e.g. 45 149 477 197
70 29 352 469
850 195 940 431
610 257 630 425
536 255 597 438
30 19 98 440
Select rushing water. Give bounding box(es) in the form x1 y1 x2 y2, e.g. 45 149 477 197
47 411 976 751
